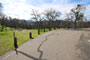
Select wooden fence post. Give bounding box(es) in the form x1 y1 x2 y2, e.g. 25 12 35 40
38 29 40 35
13 32 18 55
29 32 33 39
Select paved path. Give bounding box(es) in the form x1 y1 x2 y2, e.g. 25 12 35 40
0 30 88 60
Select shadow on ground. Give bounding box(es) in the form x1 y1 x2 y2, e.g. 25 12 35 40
76 33 90 60
17 34 54 60
18 51 39 60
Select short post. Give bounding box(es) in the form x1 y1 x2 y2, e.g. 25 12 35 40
44 28 45 32
38 29 40 35
49 27 51 31
54 27 56 30
29 32 33 39
13 32 18 55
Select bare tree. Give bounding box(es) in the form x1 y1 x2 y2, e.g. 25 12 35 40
31 9 42 34
66 4 86 28
43 8 61 30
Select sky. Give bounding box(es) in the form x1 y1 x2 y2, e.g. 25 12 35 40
0 0 90 20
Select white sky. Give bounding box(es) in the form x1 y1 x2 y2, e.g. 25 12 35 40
0 0 90 20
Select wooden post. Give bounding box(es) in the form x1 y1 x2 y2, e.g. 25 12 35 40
13 32 18 55
38 28 40 35
29 32 33 39
44 28 45 32
54 27 56 30
49 27 51 31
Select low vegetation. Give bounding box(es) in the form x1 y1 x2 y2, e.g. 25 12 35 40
0 27 50 56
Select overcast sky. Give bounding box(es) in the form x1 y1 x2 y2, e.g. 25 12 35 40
0 0 90 20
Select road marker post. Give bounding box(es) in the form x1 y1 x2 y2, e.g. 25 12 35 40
13 32 18 55
29 32 33 39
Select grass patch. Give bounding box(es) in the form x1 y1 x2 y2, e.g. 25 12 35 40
0 31 30 56
0 28 50 56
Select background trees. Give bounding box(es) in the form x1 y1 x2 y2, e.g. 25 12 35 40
0 3 90 31
43 8 61 30
31 9 43 34
31 9 43 28
0 3 3 17
0 3 6 31
66 4 86 28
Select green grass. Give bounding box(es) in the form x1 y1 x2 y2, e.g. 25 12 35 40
0 28 50 56
0 31 30 56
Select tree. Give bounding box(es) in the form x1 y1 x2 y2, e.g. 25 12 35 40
66 4 86 28
0 3 6 31
31 9 43 34
0 3 3 17
43 8 61 30
0 3 3 31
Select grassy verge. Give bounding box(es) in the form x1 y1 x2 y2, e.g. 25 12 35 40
0 28 50 56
